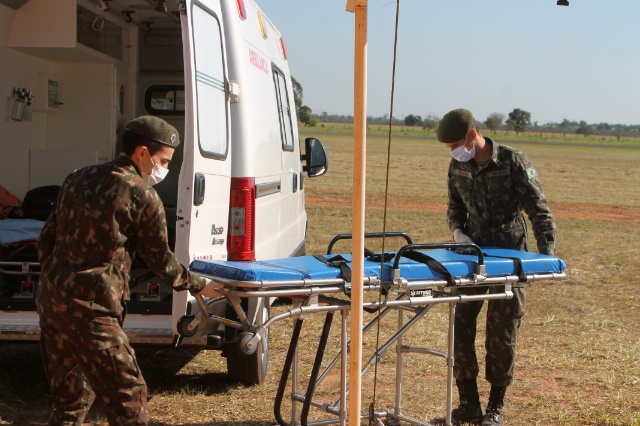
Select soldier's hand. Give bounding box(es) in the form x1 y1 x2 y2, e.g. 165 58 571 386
453 229 473 243
540 246 555 256
197 278 224 299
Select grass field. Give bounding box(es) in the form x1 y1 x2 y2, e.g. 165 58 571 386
1 132 639 425
309 123 640 147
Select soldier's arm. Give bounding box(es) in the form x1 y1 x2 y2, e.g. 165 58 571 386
446 165 468 234
513 154 556 255
134 189 206 294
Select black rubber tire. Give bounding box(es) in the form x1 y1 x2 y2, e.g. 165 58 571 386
224 298 269 386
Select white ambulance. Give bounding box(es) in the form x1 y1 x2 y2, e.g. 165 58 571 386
0 0 328 385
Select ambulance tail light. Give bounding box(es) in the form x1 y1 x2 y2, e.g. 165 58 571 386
236 0 246 20
227 178 255 261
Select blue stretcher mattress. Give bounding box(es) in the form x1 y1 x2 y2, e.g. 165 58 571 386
189 248 566 283
0 219 45 245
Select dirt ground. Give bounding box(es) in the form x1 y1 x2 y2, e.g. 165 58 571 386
1 138 638 425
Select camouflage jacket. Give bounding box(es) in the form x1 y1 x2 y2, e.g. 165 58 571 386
37 155 205 348
446 138 556 255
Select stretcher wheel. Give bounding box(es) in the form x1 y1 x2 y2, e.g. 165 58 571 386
236 332 258 356
177 315 198 337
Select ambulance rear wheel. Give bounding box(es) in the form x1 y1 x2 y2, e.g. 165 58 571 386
224 298 269 386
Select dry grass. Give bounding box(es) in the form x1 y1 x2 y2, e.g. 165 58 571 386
1 134 639 425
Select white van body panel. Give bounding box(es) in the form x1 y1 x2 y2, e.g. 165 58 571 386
172 0 232 337
221 1 306 260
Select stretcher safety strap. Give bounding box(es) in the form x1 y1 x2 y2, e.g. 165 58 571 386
314 250 396 296
365 248 395 296
313 254 353 283
482 252 528 283
401 250 456 287
363 248 394 263
314 250 395 283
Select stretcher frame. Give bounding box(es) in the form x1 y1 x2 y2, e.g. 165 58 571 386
0 242 40 309
183 238 566 426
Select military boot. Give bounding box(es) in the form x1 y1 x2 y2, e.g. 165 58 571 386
482 385 506 426
431 378 483 425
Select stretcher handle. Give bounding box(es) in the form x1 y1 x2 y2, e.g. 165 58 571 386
393 243 484 269
326 231 413 255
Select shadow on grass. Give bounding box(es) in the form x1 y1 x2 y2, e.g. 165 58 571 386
0 342 242 425
134 346 234 395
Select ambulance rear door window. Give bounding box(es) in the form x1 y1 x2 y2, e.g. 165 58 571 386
273 66 294 152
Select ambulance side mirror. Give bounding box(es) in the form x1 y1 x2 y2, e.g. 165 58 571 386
302 137 328 178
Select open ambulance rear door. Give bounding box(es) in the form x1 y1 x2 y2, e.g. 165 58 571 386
172 0 232 335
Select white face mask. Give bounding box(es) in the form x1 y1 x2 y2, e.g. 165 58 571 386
141 152 169 185
450 135 475 162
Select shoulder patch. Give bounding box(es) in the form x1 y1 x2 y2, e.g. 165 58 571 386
526 166 538 180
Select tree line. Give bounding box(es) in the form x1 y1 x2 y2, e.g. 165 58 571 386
401 109 640 139
291 78 639 139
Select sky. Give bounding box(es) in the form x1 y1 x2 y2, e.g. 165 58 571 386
258 0 640 126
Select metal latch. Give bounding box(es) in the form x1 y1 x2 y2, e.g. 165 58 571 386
228 80 240 103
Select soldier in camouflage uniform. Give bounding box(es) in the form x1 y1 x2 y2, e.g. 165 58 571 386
433 109 556 426
36 116 222 426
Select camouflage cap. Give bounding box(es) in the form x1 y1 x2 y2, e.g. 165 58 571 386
126 115 180 148
436 108 475 143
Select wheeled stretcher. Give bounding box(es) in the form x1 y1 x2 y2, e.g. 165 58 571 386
185 236 566 426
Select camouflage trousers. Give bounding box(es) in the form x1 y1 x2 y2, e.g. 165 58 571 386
39 318 148 425
453 285 526 387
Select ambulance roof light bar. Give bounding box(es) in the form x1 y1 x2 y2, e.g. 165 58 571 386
236 0 246 20
279 37 287 60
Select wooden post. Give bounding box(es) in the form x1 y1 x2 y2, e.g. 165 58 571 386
346 0 367 424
